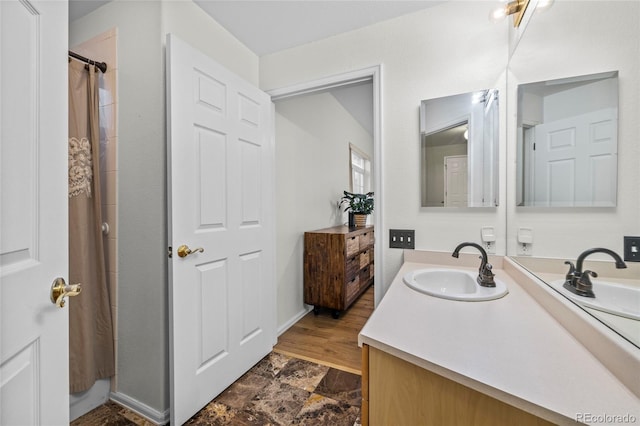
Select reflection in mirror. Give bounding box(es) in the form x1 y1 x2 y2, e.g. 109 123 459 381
420 90 499 208
511 255 639 349
516 71 619 207
506 0 639 351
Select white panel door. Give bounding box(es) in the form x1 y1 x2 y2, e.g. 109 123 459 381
444 155 468 207
0 1 69 424
166 34 275 425
532 108 616 206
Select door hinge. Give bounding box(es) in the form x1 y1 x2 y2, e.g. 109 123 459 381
533 143 536 151
168 246 172 258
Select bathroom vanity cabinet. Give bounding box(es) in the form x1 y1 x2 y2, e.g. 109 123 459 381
361 345 552 426
304 225 374 318
358 253 640 425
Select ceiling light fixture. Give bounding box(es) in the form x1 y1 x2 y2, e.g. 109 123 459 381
489 0 531 27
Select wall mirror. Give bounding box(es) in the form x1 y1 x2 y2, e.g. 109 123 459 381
420 89 499 208
516 71 619 207
507 0 639 350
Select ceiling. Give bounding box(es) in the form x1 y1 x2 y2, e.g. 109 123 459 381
69 0 444 56
69 0 445 135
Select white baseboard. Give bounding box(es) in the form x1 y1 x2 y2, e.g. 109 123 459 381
277 305 313 336
110 391 170 425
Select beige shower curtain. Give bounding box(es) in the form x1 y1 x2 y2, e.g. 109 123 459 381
68 60 115 393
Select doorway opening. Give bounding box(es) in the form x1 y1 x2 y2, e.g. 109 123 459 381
268 66 383 323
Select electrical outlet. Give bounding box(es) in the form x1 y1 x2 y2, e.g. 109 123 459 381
480 226 496 254
483 241 496 255
516 242 532 256
389 229 415 249
516 227 533 256
624 236 640 262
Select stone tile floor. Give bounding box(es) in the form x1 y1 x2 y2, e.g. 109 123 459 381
72 352 362 426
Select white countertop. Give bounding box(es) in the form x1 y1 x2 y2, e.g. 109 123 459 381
358 259 640 425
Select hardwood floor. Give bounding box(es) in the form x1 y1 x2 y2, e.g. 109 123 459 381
274 285 374 375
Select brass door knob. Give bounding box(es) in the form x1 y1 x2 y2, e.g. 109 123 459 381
50 277 82 308
177 244 204 258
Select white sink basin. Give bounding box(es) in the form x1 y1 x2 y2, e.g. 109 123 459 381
403 268 508 301
551 279 640 320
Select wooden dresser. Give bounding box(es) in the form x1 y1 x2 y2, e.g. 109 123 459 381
304 225 374 318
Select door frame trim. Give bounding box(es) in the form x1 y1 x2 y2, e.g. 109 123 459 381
267 64 384 307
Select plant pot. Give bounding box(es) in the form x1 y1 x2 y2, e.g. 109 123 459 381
354 213 367 227
348 212 355 227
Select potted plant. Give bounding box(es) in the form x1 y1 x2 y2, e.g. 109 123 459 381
340 191 374 227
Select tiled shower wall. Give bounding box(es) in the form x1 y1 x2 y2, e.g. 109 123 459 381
71 27 118 389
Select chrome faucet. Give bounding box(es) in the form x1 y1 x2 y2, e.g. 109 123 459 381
563 248 627 298
452 242 496 287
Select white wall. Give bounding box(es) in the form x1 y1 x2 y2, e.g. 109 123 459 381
543 78 617 122
70 0 260 419
160 0 258 85
261 1 508 291
507 1 640 259
275 91 373 328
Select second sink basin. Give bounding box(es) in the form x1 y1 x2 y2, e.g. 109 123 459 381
403 268 508 301
551 279 640 320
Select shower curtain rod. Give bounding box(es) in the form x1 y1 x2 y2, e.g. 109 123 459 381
68 50 107 73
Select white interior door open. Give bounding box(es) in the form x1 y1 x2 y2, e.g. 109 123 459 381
444 155 468 207
166 34 276 425
1 1 69 424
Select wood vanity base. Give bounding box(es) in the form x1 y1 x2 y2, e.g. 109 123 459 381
362 344 553 426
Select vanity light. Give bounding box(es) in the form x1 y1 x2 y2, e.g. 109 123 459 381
463 129 468 140
536 0 554 11
489 0 530 27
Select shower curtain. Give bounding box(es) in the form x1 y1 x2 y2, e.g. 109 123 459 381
68 60 115 393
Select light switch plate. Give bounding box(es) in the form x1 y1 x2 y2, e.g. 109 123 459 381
624 236 640 262
389 229 415 249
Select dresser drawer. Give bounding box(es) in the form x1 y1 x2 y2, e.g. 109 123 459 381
359 230 374 250
346 234 359 257
360 250 370 269
346 275 360 300
360 266 372 284
346 255 359 280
